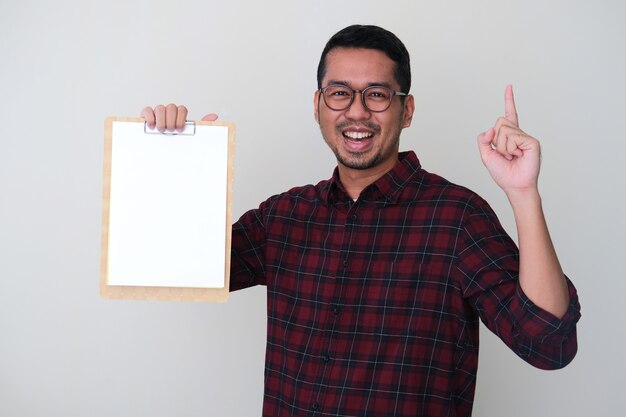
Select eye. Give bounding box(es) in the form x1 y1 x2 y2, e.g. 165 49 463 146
325 86 351 98
366 88 391 100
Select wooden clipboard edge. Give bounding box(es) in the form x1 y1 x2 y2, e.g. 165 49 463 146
99 117 235 302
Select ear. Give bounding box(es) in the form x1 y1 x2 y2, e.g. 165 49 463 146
402 94 415 128
314 90 321 124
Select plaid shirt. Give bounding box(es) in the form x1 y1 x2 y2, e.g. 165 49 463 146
230 151 580 417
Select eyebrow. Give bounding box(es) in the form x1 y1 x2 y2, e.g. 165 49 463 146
325 80 394 89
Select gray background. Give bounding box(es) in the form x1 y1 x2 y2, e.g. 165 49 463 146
1 0 623 416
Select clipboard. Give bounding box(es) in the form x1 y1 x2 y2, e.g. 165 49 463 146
100 117 235 302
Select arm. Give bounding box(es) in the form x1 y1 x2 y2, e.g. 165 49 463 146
477 85 570 318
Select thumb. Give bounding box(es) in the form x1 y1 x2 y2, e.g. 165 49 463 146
477 127 495 158
201 113 219 121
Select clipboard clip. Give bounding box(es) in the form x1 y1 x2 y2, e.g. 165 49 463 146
144 121 196 136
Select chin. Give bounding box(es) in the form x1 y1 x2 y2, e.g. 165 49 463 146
337 152 380 170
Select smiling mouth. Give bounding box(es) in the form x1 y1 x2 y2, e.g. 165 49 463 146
343 131 374 140
341 130 375 153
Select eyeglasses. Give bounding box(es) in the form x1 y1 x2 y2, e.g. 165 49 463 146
319 84 408 112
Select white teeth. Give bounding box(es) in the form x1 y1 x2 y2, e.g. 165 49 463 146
344 131 373 140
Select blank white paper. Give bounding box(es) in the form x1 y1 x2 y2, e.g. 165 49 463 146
107 121 229 288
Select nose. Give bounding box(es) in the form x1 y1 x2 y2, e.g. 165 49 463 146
344 91 371 120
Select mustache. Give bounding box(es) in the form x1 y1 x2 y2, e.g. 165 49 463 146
336 121 381 133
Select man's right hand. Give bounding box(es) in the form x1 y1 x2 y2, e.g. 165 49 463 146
141 104 218 133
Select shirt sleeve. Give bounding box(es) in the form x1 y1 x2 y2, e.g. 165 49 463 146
229 204 268 291
455 197 581 370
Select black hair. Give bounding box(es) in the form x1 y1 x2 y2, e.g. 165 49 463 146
316 24 411 93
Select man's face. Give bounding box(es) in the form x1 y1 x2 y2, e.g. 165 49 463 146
315 47 414 174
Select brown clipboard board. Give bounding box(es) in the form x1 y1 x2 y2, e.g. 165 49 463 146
100 117 235 302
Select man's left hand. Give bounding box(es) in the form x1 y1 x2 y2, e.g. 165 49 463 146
477 85 541 195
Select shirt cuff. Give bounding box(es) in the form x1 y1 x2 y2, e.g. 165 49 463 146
509 276 581 343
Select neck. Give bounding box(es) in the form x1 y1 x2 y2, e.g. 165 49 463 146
337 157 398 200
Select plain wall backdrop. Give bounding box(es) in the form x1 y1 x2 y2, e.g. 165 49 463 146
1 0 624 416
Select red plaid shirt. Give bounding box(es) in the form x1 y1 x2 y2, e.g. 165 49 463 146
231 151 580 417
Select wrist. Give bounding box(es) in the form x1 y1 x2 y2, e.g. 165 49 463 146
505 187 541 209
505 188 545 227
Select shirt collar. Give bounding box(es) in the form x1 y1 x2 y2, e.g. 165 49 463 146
320 151 422 204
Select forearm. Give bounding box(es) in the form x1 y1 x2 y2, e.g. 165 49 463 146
507 189 570 318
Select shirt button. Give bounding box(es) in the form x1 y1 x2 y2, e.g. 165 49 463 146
351 214 357 221
312 402 319 411
332 305 340 315
342 260 348 267
323 354 331 363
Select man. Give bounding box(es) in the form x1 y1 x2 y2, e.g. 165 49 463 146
143 25 580 417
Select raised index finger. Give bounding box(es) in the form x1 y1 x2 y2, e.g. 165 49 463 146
504 84 519 126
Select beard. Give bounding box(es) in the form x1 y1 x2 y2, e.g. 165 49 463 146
335 147 383 170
